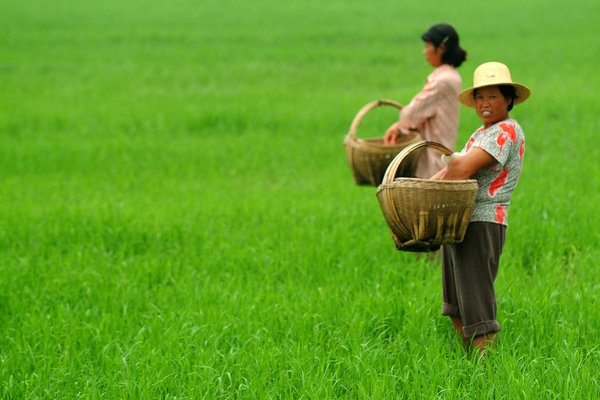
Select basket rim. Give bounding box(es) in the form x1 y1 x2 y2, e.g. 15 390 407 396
379 141 454 185
376 179 476 192
345 99 403 141
344 132 422 151
385 177 477 183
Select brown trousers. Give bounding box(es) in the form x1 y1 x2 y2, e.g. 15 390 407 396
441 222 506 338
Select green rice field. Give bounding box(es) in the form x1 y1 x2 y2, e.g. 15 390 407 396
1 0 599 398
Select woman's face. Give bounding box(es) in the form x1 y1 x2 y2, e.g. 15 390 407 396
474 86 511 127
423 42 443 67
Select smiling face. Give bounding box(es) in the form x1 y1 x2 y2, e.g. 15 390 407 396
474 86 512 128
423 41 443 67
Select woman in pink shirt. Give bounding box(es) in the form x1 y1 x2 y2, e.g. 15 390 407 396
384 24 467 178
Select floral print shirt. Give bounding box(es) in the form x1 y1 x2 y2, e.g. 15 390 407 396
460 119 525 225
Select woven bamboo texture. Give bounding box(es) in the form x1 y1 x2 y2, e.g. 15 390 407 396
376 141 478 252
343 99 423 186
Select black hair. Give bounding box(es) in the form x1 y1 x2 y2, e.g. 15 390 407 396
498 85 516 111
473 85 517 111
421 23 467 68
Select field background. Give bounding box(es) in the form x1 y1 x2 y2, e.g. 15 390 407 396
1 0 599 398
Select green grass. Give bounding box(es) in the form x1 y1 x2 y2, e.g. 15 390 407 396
0 0 599 398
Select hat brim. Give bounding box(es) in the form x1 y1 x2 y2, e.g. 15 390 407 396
458 83 531 108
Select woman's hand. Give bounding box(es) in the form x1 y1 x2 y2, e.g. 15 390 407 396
384 122 401 145
430 167 447 180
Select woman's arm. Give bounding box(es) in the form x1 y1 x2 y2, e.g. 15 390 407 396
432 147 497 180
399 85 438 131
385 84 439 145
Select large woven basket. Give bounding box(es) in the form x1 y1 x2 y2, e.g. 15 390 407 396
376 141 478 252
344 99 422 186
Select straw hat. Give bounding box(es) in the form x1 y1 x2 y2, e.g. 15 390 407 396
458 62 530 108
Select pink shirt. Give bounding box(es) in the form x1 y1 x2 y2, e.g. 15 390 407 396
399 64 462 178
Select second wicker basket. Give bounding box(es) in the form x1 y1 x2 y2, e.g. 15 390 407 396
344 99 422 186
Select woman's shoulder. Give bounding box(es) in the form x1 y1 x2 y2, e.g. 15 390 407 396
482 119 524 140
429 65 461 87
498 119 524 133
433 64 460 77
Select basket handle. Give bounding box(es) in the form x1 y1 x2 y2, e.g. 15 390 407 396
346 99 403 140
381 141 453 184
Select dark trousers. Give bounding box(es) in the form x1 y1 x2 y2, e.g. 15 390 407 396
442 222 506 337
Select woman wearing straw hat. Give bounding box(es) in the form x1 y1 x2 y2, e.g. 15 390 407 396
384 23 467 179
431 61 530 353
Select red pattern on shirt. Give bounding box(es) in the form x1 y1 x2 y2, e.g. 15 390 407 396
494 204 506 224
499 122 517 142
489 167 509 196
466 136 476 152
496 122 517 157
519 139 525 158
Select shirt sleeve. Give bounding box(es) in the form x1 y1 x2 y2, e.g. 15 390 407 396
398 78 441 131
473 121 517 165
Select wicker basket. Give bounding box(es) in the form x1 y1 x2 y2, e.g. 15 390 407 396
343 99 423 186
376 141 478 252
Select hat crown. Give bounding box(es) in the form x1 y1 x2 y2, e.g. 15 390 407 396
473 62 513 87
458 61 530 108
